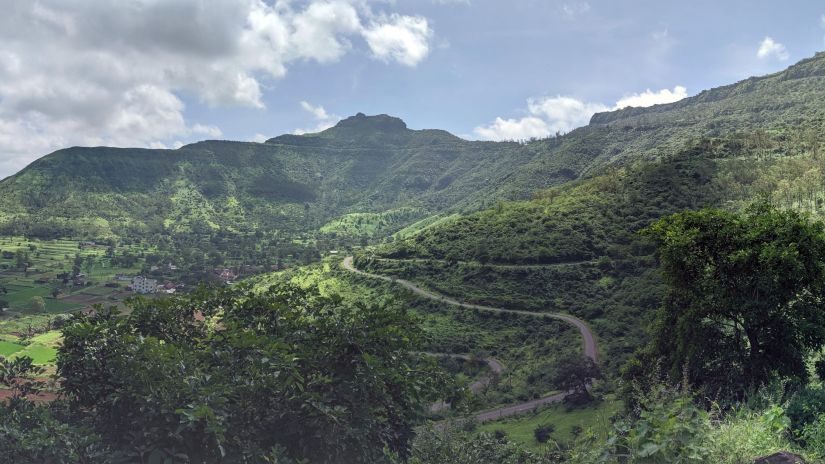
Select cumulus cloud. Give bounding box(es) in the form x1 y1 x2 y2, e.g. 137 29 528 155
363 15 433 67
756 36 789 61
294 101 341 135
0 0 435 178
614 86 688 109
474 86 688 141
473 116 554 142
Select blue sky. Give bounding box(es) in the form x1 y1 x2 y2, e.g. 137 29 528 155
0 0 824 178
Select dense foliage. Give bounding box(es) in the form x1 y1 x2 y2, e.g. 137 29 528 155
639 203 825 398
1 284 451 463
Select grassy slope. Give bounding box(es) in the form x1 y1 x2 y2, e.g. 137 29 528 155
478 397 622 450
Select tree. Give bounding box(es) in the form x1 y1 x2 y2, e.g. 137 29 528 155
641 202 825 397
14 250 28 269
0 356 45 403
551 354 602 403
72 253 82 277
29 296 46 313
57 283 450 463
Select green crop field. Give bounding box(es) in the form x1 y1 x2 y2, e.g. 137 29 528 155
29 330 62 347
11 343 58 365
0 339 25 357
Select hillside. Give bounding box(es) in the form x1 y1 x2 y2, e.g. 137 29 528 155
359 52 825 373
0 114 536 239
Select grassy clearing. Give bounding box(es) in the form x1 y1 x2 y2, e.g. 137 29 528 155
319 207 425 238
391 213 460 239
478 396 621 450
29 330 62 347
0 339 25 357
11 343 57 364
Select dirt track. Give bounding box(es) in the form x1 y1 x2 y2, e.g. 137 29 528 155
342 256 599 422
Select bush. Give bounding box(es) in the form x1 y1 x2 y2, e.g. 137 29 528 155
786 388 825 434
815 360 825 382
534 424 555 444
802 414 825 459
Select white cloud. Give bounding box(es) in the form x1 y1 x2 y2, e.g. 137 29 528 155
561 2 591 19
474 86 688 141
528 96 608 131
191 124 223 139
614 86 688 109
756 36 789 61
363 15 433 67
250 133 269 143
0 0 436 178
300 101 330 121
294 101 341 135
473 116 552 142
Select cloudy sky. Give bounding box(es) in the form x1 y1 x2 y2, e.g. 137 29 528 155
0 0 824 178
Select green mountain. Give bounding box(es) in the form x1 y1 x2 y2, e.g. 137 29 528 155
0 113 551 239
4 52 825 241
357 52 825 373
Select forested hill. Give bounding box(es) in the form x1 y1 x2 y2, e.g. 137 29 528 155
2 52 825 240
0 114 535 238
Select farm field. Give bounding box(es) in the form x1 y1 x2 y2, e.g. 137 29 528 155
477 396 622 450
0 236 152 368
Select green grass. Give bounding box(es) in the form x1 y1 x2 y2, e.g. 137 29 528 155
11 343 57 365
0 340 24 357
29 330 62 347
319 207 425 238
79 286 118 296
477 396 621 450
392 213 460 239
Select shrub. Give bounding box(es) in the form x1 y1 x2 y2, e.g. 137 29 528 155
802 414 825 459
786 388 825 434
534 424 555 444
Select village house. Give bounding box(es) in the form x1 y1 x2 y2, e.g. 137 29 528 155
132 276 158 294
217 268 236 283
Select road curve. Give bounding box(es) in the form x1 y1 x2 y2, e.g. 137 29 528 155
342 256 599 421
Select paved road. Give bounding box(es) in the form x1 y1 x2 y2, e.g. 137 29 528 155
342 256 599 422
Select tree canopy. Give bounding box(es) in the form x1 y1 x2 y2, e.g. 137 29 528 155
641 202 825 397
0 283 450 463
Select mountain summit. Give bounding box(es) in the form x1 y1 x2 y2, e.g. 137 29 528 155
332 113 408 133
266 112 457 147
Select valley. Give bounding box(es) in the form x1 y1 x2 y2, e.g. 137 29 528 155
3 51 825 462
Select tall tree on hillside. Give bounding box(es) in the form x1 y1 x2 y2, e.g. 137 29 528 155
552 354 602 403
641 201 825 397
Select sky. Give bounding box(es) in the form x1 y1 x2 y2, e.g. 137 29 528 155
0 0 824 179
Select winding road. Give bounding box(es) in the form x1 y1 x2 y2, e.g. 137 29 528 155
342 256 599 422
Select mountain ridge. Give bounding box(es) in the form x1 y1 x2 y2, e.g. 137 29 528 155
2 52 825 241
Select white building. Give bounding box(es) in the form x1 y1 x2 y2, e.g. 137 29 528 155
132 276 158 294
